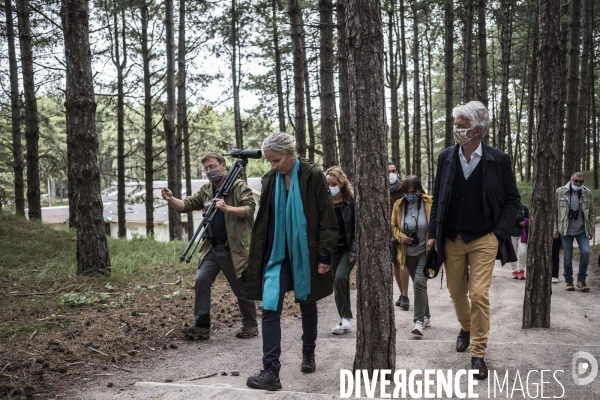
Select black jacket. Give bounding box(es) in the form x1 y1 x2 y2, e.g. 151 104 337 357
338 198 357 257
428 143 520 267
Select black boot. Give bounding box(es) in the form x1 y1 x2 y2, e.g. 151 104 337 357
456 328 470 352
471 357 488 380
301 348 316 373
246 366 282 391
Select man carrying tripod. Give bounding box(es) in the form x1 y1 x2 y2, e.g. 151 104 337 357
161 152 258 340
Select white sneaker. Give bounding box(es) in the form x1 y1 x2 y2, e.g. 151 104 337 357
412 321 424 336
423 316 431 328
332 318 352 335
552 277 559 283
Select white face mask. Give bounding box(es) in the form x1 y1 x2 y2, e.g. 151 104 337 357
389 173 398 185
453 128 475 145
329 186 340 197
571 184 583 191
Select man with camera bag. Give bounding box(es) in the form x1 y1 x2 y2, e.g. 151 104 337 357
553 172 595 292
427 101 520 380
161 152 258 340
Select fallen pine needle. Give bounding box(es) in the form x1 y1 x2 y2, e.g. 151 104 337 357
29 330 37 340
165 329 174 337
93 373 113 376
67 361 86 366
188 372 217 381
112 364 133 373
87 347 110 357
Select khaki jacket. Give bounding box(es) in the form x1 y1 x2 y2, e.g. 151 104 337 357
182 178 255 278
554 183 595 237
391 193 433 268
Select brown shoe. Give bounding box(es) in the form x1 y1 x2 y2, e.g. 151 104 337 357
181 324 210 340
566 282 575 291
235 325 258 339
576 281 590 292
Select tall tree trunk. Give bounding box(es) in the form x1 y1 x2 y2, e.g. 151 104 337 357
111 3 127 238
288 0 306 158
61 0 111 275
526 9 538 181
5 0 25 216
301 30 315 162
477 0 488 107
490 27 497 145
319 0 337 168
512 29 530 176
412 1 421 177
400 0 410 174
426 16 435 189
576 0 590 172
231 0 243 153
272 0 285 132
462 0 474 102
347 0 396 372
17 0 40 220
178 0 192 238
387 0 401 171
563 0 581 180
497 2 513 152
522 0 561 329
142 1 154 236
337 0 353 179
444 0 455 148
164 0 181 240
591 2 598 188
421 32 431 189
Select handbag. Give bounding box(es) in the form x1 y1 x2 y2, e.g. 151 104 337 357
424 249 440 279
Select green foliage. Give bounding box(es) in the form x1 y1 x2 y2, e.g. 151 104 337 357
61 292 109 306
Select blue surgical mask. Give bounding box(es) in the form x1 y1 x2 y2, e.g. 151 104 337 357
404 192 420 202
572 184 583 191
330 186 340 197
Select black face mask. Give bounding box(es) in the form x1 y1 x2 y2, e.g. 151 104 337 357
206 170 223 183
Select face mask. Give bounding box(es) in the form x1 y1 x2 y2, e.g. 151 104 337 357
329 186 340 197
206 169 223 183
453 128 474 145
404 192 420 202
389 173 398 185
571 184 583 191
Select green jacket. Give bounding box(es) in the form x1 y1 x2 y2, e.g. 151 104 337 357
182 178 255 278
554 183 595 237
244 159 338 303
509 203 529 237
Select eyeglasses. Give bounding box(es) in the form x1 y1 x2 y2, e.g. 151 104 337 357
203 164 222 173
572 179 584 185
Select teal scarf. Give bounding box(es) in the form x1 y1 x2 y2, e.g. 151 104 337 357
263 159 311 311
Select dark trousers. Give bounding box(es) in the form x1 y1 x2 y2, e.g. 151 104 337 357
552 236 562 279
332 250 356 319
194 244 257 328
261 261 317 372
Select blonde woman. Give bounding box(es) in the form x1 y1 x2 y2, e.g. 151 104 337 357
325 166 357 335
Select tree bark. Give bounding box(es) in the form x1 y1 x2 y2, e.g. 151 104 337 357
61 0 111 275
111 2 127 238
444 0 455 148
272 0 286 132
141 1 155 236
591 1 597 189
164 0 182 240
288 0 306 158
576 0 590 173
412 1 421 177
231 0 243 153
386 0 401 171
178 0 192 238
526 10 538 181
497 1 513 152
522 0 561 329
301 28 315 162
5 0 25 216
319 0 337 168
347 0 396 373
400 0 410 174
563 0 581 180
336 0 353 180
17 0 40 220
477 0 488 107
462 0 474 102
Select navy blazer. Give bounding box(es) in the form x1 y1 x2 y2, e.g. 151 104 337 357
428 143 521 267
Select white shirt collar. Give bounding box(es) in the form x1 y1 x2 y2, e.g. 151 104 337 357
458 142 483 161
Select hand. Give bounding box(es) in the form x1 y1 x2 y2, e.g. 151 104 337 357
318 263 331 274
552 231 559 239
403 236 414 244
519 221 525 226
349 256 357 263
427 238 436 249
161 187 173 201
589 234 594 240
212 198 228 212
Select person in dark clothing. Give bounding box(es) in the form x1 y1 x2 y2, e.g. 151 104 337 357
325 166 357 335
427 101 520 381
508 202 529 280
244 133 338 391
551 236 562 283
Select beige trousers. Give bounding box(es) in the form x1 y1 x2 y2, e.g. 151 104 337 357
444 232 497 358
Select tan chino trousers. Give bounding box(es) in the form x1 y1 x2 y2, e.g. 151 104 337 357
444 232 497 358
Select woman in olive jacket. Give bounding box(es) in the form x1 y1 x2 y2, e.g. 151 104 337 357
245 133 338 391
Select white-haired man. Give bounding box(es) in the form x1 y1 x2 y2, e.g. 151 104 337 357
427 101 520 380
